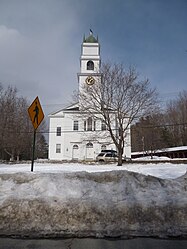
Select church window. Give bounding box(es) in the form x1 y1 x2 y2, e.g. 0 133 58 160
84 120 86 131
73 120 79 131
101 121 107 131
101 145 106 150
87 117 92 131
93 120 96 131
73 144 79 149
87 60 94 70
86 142 93 148
84 118 95 131
56 127 61 136
56 144 61 153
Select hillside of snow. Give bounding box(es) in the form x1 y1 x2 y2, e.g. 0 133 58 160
0 162 187 239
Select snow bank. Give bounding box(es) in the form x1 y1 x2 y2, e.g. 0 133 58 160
0 170 187 238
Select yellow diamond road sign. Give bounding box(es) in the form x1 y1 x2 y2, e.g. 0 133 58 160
28 96 44 130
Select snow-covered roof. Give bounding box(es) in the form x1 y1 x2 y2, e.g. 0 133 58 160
132 146 187 155
48 102 79 116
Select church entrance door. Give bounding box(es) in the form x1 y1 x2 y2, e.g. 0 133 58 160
72 145 79 160
86 142 94 159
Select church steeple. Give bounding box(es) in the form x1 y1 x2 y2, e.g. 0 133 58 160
78 31 101 96
83 30 98 43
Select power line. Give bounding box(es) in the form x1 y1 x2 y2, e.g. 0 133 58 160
132 122 187 129
4 121 187 135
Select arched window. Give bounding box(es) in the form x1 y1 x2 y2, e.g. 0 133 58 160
73 144 79 149
87 60 94 70
101 145 106 150
86 142 93 148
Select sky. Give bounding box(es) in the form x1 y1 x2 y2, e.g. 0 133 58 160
0 0 187 115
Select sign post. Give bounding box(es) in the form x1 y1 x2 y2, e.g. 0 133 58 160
31 129 36 172
28 96 44 172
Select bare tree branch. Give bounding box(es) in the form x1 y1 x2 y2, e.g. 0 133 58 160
77 62 158 165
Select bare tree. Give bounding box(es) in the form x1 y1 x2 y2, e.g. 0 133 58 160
0 85 32 160
131 114 173 156
0 84 48 161
78 63 158 165
165 90 187 146
131 90 187 154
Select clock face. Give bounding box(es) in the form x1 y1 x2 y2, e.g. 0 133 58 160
85 76 95 85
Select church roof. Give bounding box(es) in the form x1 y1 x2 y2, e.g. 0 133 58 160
48 102 79 116
65 102 79 111
84 30 98 43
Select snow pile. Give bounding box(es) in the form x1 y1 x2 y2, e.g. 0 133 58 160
0 170 187 238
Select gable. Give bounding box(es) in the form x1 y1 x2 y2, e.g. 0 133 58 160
65 102 79 111
48 102 79 117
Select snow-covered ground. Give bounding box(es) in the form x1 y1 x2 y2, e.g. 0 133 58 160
0 161 186 179
0 160 187 238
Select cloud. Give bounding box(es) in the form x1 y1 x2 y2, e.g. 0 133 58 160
0 0 186 116
0 1 91 115
0 25 28 70
0 25 20 39
0 12 82 113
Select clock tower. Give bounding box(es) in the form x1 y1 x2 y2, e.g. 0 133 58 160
78 31 101 96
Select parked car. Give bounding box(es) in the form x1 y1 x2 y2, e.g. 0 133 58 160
96 152 118 162
101 149 117 154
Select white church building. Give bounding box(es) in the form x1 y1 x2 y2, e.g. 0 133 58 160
48 32 131 161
